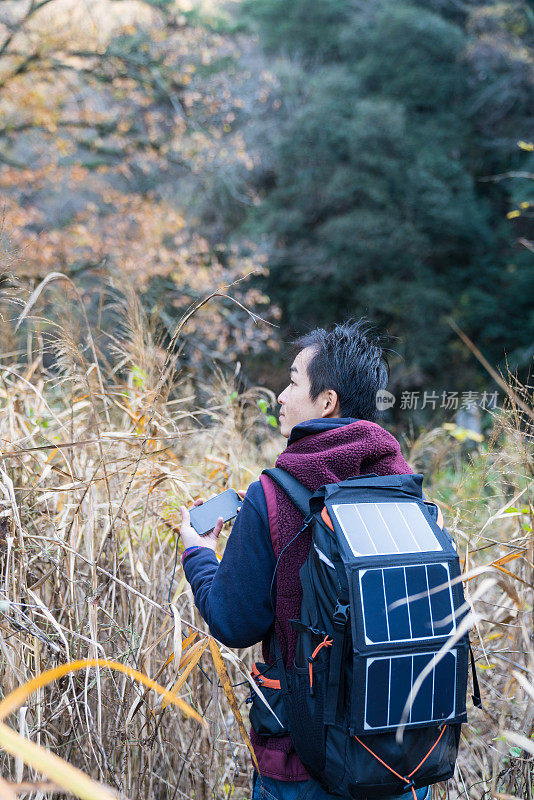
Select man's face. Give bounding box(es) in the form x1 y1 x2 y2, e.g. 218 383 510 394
277 347 339 438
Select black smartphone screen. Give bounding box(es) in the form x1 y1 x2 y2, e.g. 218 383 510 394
188 489 242 536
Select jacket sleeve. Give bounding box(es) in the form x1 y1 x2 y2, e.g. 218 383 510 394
183 482 276 648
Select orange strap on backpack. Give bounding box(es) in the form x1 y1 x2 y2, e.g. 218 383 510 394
251 662 281 690
354 725 447 800
308 635 333 689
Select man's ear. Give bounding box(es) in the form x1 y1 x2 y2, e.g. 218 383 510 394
322 389 340 418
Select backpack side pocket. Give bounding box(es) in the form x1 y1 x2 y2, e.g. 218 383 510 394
248 662 289 737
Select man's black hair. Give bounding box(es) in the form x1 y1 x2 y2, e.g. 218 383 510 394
292 318 390 422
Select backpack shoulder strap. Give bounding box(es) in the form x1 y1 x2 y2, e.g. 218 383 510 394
261 467 313 517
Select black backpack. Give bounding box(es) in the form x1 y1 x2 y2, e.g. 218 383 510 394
250 469 481 799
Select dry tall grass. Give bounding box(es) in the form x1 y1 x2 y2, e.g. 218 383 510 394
0 275 532 799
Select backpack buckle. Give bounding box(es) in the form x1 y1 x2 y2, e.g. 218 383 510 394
333 601 350 628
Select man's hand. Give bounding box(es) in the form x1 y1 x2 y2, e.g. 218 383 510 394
180 490 246 553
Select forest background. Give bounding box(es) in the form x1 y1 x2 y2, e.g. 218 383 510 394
0 0 533 799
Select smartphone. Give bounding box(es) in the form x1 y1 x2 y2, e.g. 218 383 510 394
188 489 242 536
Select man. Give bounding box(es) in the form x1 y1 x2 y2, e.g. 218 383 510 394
180 320 429 800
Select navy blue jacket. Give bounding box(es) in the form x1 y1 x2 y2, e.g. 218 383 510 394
183 418 359 647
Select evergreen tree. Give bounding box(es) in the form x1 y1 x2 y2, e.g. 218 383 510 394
239 0 533 388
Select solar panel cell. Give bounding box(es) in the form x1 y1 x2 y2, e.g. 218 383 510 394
388 655 413 726
384 567 411 641
433 652 456 720
366 657 391 729
360 568 389 643
334 504 375 555
405 566 433 639
427 564 455 636
399 503 442 552
411 654 434 723
361 503 398 554
378 502 418 551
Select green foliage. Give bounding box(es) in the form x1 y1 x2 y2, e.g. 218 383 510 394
127 0 174 10
241 0 352 61
239 0 534 388
342 4 467 113
257 397 278 428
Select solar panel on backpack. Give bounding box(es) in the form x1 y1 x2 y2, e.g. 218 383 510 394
331 501 443 556
326 498 468 734
359 563 456 645
364 649 459 730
